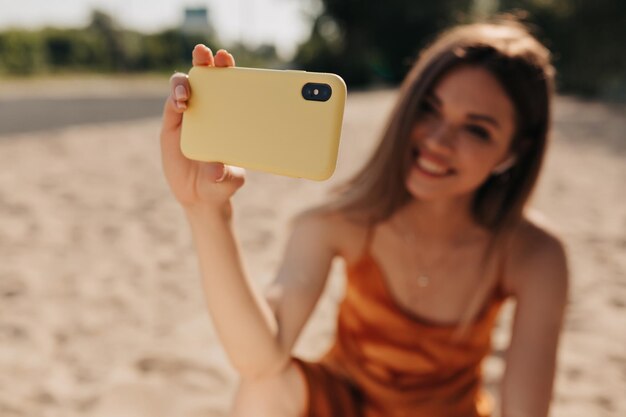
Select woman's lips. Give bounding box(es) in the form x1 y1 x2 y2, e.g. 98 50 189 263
418 156 451 175
411 147 455 177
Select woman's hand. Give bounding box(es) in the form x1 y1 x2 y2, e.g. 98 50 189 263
160 45 245 211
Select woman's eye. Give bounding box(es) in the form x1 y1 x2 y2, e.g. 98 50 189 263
466 124 491 141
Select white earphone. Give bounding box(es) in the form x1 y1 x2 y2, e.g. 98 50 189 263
492 156 517 175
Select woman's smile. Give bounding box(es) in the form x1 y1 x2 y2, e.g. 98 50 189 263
410 146 456 178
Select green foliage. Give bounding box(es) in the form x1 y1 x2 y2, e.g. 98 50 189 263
294 0 626 97
138 29 211 72
86 10 128 71
226 43 284 69
4 2 621 98
0 30 45 75
498 0 626 98
0 9 223 76
40 28 102 71
294 0 474 87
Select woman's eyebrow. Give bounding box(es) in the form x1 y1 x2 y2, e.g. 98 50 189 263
430 91 502 130
468 113 501 130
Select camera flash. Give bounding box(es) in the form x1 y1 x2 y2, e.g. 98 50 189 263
313 89 319 95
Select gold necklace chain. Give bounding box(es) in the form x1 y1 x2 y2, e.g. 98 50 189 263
400 230 432 288
397 211 452 290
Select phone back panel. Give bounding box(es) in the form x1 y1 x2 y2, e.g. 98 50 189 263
180 66 346 181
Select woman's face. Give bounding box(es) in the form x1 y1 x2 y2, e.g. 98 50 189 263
406 65 516 202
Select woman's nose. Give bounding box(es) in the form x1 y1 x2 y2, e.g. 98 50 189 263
423 122 455 152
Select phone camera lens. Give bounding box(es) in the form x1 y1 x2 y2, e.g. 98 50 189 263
302 83 332 102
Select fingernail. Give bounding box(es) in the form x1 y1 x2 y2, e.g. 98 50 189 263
175 85 187 101
215 167 227 183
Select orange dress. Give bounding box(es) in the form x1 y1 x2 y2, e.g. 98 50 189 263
293 240 507 417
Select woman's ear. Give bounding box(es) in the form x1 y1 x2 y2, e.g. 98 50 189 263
492 155 517 175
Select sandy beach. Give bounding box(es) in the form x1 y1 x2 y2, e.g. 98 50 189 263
0 78 624 417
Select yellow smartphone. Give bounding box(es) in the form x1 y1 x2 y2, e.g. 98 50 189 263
180 66 346 181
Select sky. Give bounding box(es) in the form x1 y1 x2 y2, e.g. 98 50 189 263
0 0 319 59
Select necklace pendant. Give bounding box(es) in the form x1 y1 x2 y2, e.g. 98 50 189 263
416 275 430 288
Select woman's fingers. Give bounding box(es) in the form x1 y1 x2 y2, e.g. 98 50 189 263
213 164 246 186
214 49 236 67
202 162 226 182
163 73 189 130
162 72 190 131
192 44 214 66
200 162 246 185
170 72 189 111
192 45 234 68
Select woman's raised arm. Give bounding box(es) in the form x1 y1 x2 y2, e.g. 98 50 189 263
161 45 283 378
159 45 338 380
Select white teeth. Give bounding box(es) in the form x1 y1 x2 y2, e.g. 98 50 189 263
417 156 449 175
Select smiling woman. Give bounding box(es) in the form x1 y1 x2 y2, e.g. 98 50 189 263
406 65 518 201
320 24 553 232
160 14 566 417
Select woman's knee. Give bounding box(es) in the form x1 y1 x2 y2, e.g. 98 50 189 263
228 359 308 417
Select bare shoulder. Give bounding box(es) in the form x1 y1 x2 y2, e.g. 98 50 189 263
512 211 566 260
505 211 569 301
291 208 369 263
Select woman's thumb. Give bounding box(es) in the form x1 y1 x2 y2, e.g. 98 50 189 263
216 165 246 184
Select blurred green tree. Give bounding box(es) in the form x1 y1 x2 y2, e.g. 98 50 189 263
86 10 128 71
0 30 44 75
138 29 214 72
0 9 221 76
42 28 102 71
227 43 284 68
500 0 626 98
294 0 473 86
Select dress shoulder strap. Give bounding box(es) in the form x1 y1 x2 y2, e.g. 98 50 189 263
452 236 508 339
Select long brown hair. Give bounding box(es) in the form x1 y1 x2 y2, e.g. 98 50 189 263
306 17 555 233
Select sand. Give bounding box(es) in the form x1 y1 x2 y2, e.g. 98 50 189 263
0 80 624 417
